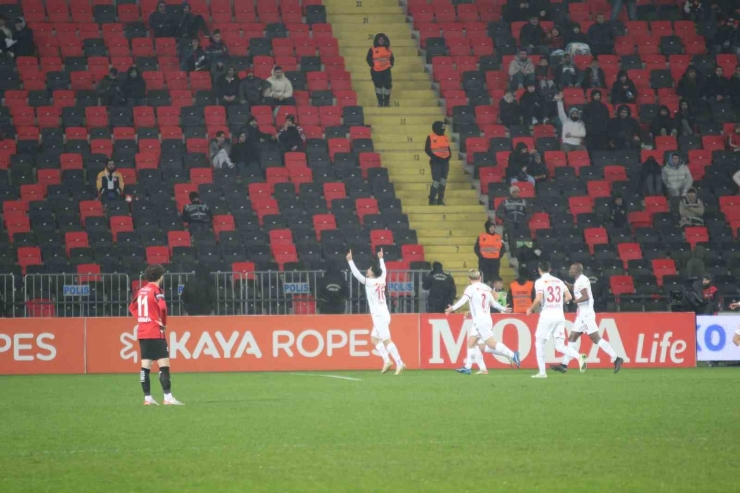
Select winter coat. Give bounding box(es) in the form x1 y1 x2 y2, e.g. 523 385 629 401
264 68 293 99
582 67 606 89
520 23 545 47
607 105 641 145
650 106 676 137
11 19 34 57
586 22 614 51
180 45 207 72
640 156 662 180
677 74 705 104
679 196 705 226
610 72 637 104
122 67 146 100
365 33 395 69
556 101 586 146
205 39 228 64
661 153 693 196
705 73 730 99
239 75 270 104
216 74 240 100
499 98 521 126
508 57 535 77
582 98 610 133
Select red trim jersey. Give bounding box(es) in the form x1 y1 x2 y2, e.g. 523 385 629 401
129 283 167 339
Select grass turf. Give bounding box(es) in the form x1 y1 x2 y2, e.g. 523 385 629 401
0 368 737 493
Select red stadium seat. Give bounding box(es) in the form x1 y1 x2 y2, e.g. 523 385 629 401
610 275 635 295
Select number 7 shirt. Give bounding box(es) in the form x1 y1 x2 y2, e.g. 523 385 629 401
129 283 168 339
534 273 567 321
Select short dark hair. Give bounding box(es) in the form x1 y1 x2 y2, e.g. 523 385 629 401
492 276 503 283
370 262 383 278
144 264 166 282
216 131 225 137
110 68 119 76
538 260 551 273
189 191 199 201
212 29 221 35
274 65 283 71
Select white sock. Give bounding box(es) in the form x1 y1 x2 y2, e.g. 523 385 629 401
494 342 515 359
375 342 390 363
475 347 487 371
464 346 474 370
164 393 173 400
555 338 581 361
535 337 547 373
386 342 403 367
598 338 617 359
483 346 507 357
561 353 575 366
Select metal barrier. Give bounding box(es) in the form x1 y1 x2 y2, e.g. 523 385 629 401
0 274 16 317
348 269 431 314
139 272 195 316
23 273 130 318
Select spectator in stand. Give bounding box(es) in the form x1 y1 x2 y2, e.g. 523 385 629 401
122 66 147 106
519 81 547 125
582 89 610 151
555 94 586 151
640 155 663 196
210 58 227 82
209 131 234 169
96 68 126 106
520 16 548 55
611 0 637 22
582 58 607 90
696 274 721 315
554 53 582 88
712 16 740 56
608 105 642 150
10 17 34 57
234 116 273 168
683 0 707 23
264 66 295 106
181 266 216 315
317 262 349 314
216 66 240 106
729 123 740 153
509 49 536 90
149 1 174 38
366 33 394 107
425 121 451 205
677 67 706 106
545 26 564 53
706 66 730 103
278 115 305 153
679 187 705 227
181 191 213 232
535 57 555 89
608 193 628 228
0 15 12 40
496 185 531 243
565 23 588 46
475 220 506 282
96 159 124 204
499 91 522 126
730 65 740 113
508 142 532 182
422 262 456 313
180 37 207 72
530 151 548 185
610 70 637 105
662 152 693 198
239 70 270 105
205 30 229 67
505 0 545 22
175 2 209 40
650 105 677 138
492 277 507 305
229 131 253 175
587 13 615 56
674 100 696 136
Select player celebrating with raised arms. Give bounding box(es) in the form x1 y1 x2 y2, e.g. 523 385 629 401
129 264 184 405
550 263 624 374
445 269 521 374
527 261 585 379
347 248 406 375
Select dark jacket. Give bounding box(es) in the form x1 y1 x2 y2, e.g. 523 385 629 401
610 71 637 104
422 263 457 310
650 106 676 137
520 23 545 47
499 97 521 126
508 143 531 180
149 3 175 37
608 200 628 228
677 72 705 104
730 74 740 108
586 22 614 53
239 75 271 104
205 39 229 64
519 88 546 120
705 73 730 99
366 33 395 69
180 45 207 72
216 74 240 100
175 3 206 39
565 27 588 46
278 125 305 152
318 264 348 312
608 105 641 146
182 266 216 315
96 75 125 105
674 103 696 130
640 156 662 180
474 220 507 260
582 96 610 133
582 66 606 89
11 19 35 57
238 117 272 151
182 201 212 224
121 67 146 100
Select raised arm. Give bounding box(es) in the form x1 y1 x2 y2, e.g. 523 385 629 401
346 250 366 284
445 294 470 315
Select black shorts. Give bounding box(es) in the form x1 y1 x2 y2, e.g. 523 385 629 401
139 339 169 361
370 69 392 88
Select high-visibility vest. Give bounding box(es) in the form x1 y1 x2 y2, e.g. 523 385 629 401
477 233 502 259
372 47 392 71
494 290 507 307
429 133 450 159
511 280 534 313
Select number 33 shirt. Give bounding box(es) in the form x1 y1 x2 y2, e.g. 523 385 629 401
534 273 568 322
129 283 168 339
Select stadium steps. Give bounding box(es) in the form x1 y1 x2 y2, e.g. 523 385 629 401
326 0 511 292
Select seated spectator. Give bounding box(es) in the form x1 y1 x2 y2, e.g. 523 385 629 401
240 70 270 105
610 70 637 105
608 194 628 228
650 105 677 138
564 24 588 46
587 14 614 56
611 0 636 22
96 159 124 203
545 26 564 53
499 90 522 126
182 266 216 315
96 68 126 106
278 115 305 152
519 81 547 125
508 49 535 91
555 95 586 151
180 37 207 72
729 123 740 153
608 105 642 150
674 100 696 136
530 150 549 184
216 66 240 106
582 89 610 151
640 155 663 196
10 17 34 57
582 58 606 90
209 131 233 169
535 57 555 89
205 30 229 66
149 1 174 38
679 187 705 227
175 2 209 39
505 0 541 22
520 16 548 55
677 67 705 106
211 58 227 82
181 191 213 231
264 66 295 106
508 142 531 181
122 66 147 106
662 152 693 198
554 53 582 88
705 66 730 103
231 121 275 171
730 65 740 113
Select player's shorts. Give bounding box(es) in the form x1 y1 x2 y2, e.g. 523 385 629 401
370 313 392 341
471 323 494 342
139 338 169 361
572 312 599 335
535 318 566 340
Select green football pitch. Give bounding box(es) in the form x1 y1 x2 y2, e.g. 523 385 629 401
1 368 738 493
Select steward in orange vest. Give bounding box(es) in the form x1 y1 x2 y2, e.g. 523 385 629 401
474 219 506 282
366 33 394 107
508 267 535 314
425 121 451 206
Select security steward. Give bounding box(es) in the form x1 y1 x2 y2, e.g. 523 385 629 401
474 219 505 283
424 121 451 205
317 262 348 314
422 262 457 313
507 267 535 314
366 33 394 107
181 191 212 234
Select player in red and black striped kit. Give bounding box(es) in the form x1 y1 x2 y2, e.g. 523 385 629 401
129 264 184 406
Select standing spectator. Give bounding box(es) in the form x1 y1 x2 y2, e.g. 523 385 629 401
679 187 705 227
530 151 549 184
425 121 451 205
677 67 705 106
611 0 637 22
149 1 174 38
175 2 209 39
264 66 295 106
545 26 565 52
507 267 535 314
216 66 240 106
684 0 707 23
422 262 456 313
317 262 349 314
209 131 233 169
239 70 270 105
535 57 555 89
640 155 663 196
366 33 394 107
607 193 628 228
181 192 213 234
554 53 582 88
505 0 539 22
10 17 34 57
499 91 522 126
729 123 740 153
495 185 530 243
122 66 147 106
205 30 229 66
582 58 607 90
662 152 693 198
520 16 547 55
607 105 642 150
180 37 207 72
491 277 507 306
508 49 536 90
587 13 615 56
705 66 730 103
674 99 696 136
650 105 677 138
519 81 547 125
96 68 126 106
277 115 305 153
96 159 124 203
182 266 216 315
610 70 637 105
555 95 586 151
582 89 610 151
474 220 506 282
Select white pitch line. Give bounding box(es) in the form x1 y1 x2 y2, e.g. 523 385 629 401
290 373 362 381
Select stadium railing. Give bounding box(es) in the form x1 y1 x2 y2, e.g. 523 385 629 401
23 273 130 318
0 274 16 317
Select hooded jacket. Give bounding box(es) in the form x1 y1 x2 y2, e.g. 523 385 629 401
239 73 271 104
366 33 394 70
650 105 676 137
556 100 586 146
122 66 146 100
149 1 174 37
318 262 349 309
422 262 456 306
508 143 531 180
677 70 705 104
264 67 293 99
474 220 506 261
11 17 34 57
582 91 610 133
610 71 637 104
424 122 450 164
679 194 705 226
607 105 641 144
499 95 521 126
662 153 693 196
705 72 730 99
182 266 216 315
508 55 535 77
